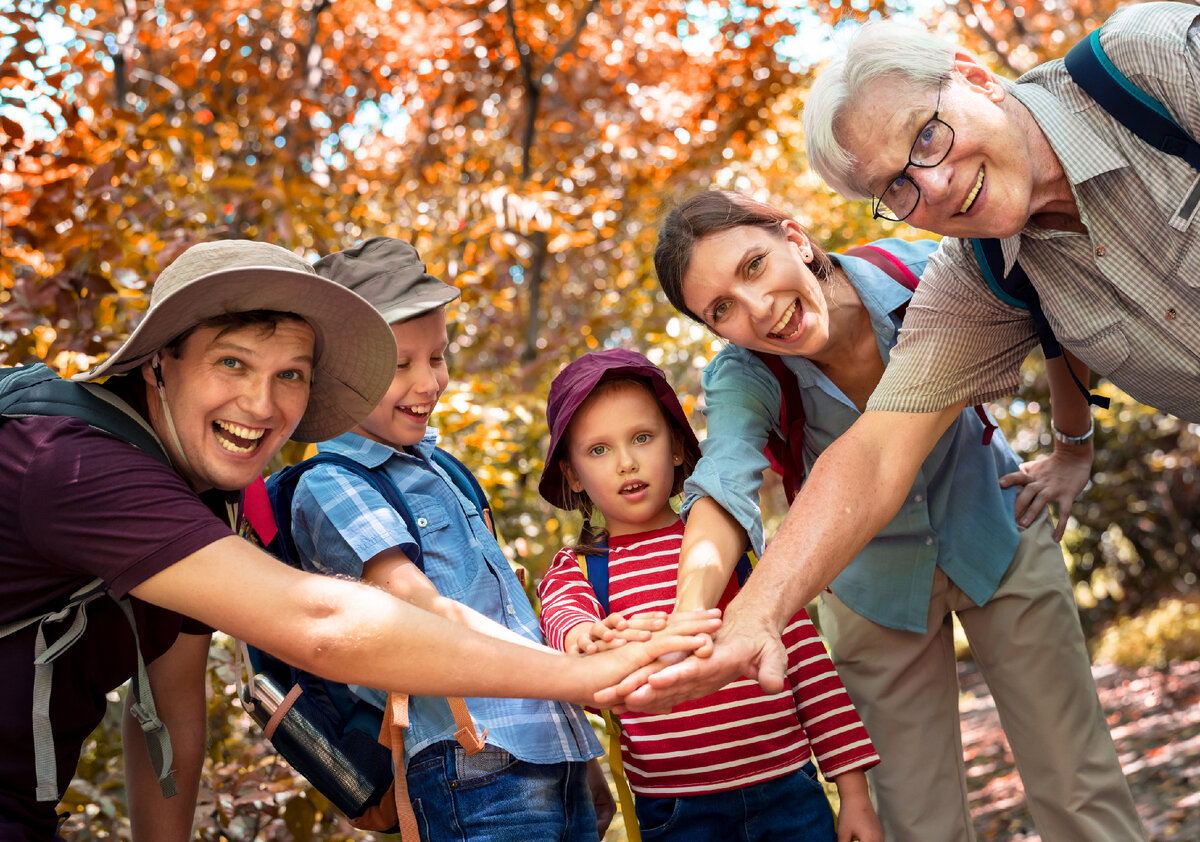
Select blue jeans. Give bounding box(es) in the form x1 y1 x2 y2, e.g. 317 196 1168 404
632 763 837 842
407 742 599 842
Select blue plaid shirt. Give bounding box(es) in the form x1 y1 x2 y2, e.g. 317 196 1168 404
289 430 600 766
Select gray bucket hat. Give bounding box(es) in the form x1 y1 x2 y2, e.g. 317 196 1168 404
314 236 460 324
74 240 397 443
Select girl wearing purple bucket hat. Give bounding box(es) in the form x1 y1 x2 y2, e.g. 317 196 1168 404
536 348 881 842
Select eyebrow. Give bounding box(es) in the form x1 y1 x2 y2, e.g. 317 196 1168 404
701 245 759 323
868 105 936 195
212 340 314 367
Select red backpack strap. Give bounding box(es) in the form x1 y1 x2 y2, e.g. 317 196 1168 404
846 243 998 446
752 351 807 505
844 244 919 290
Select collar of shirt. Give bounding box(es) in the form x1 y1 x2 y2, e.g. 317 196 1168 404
319 428 440 468
1001 80 1129 274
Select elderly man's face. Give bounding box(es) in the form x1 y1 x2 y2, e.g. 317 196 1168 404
145 319 315 492
841 68 1037 240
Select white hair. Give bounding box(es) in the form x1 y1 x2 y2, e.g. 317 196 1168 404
803 19 958 200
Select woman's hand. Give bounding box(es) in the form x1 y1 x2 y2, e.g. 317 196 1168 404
998 440 1092 541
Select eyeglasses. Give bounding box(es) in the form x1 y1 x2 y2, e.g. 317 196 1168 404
871 81 955 222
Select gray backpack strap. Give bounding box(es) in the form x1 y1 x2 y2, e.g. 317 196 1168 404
112 597 178 799
0 577 177 802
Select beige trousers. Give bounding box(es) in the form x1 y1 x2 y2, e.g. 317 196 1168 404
818 513 1146 842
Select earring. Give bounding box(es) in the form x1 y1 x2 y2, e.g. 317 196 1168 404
673 454 683 465
801 249 813 262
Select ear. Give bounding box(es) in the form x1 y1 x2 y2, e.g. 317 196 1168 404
671 434 685 467
562 459 585 494
951 52 1005 103
780 219 812 259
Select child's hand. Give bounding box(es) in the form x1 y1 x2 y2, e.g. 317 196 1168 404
572 611 669 654
833 770 883 842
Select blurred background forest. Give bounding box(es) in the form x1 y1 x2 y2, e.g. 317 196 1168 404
1 0 1196 839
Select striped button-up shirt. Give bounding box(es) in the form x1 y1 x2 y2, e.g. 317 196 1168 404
289 430 600 766
870 1 1200 422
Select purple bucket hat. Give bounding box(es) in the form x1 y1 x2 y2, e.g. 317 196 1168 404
539 348 701 509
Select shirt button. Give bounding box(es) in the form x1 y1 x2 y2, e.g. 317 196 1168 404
416 517 428 528
506 604 515 615
925 536 934 546
913 494 924 503
1095 245 1106 256
1166 308 1177 321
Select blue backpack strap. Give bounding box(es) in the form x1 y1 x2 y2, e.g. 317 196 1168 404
0 363 169 466
431 447 496 538
1066 28 1200 168
575 542 610 615
265 453 424 569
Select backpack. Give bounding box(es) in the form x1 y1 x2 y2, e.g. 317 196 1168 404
753 244 997 504
239 448 494 838
972 26 1200 409
0 363 179 803
574 543 756 842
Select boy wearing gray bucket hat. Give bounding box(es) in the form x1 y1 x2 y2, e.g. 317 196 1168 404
287 236 610 842
0 239 715 840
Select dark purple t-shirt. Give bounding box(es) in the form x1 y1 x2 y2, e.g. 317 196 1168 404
0 411 233 839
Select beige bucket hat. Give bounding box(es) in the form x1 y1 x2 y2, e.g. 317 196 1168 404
74 240 397 442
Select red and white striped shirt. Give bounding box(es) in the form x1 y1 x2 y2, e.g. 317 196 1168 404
537 520 879 797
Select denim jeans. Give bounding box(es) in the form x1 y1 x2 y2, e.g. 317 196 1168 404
632 763 837 842
407 742 600 842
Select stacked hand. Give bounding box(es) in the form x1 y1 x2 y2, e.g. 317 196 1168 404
571 611 670 654
593 600 789 713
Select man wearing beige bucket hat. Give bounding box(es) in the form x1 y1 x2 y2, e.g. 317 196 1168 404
0 239 719 841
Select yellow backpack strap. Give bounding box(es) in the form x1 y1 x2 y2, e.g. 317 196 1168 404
575 552 641 840
601 710 641 842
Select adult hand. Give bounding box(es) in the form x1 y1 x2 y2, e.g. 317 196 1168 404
998 440 1092 541
598 603 788 713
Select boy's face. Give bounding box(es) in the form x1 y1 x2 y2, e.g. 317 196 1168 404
354 308 449 449
146 319 315 492
562 381 683 539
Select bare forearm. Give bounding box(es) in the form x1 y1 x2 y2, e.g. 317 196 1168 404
125 633 210 842
676 497 749 611
1046 351 1093 438
729 408 959 631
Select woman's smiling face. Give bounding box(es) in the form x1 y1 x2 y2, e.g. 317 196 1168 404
681 221 834 358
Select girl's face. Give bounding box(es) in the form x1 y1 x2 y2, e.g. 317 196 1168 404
562 381 684 539
681 221 833 357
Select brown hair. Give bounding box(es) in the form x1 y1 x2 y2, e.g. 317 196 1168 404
654 190 835 324
163 310 308 359
557 378 698 555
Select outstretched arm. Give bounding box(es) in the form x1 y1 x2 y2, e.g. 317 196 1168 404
610 405 962 711
130 536 720 707
999 351 1094 540
675 497 749 612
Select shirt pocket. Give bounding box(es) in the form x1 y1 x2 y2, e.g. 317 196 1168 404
406 497 477 599
1069 322 1131 377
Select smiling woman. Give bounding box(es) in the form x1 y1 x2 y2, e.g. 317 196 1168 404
649 189 1147 842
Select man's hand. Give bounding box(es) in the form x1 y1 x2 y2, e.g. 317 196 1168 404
570 611 668 655
999 440 1092 541
596 601 787 713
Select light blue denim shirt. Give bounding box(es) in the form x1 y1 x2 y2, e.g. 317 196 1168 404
683 238 1023 633
289 430 600 766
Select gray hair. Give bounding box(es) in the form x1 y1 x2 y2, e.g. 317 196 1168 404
803 19 957 199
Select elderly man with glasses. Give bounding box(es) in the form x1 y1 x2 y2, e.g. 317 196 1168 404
613 4 1200 840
